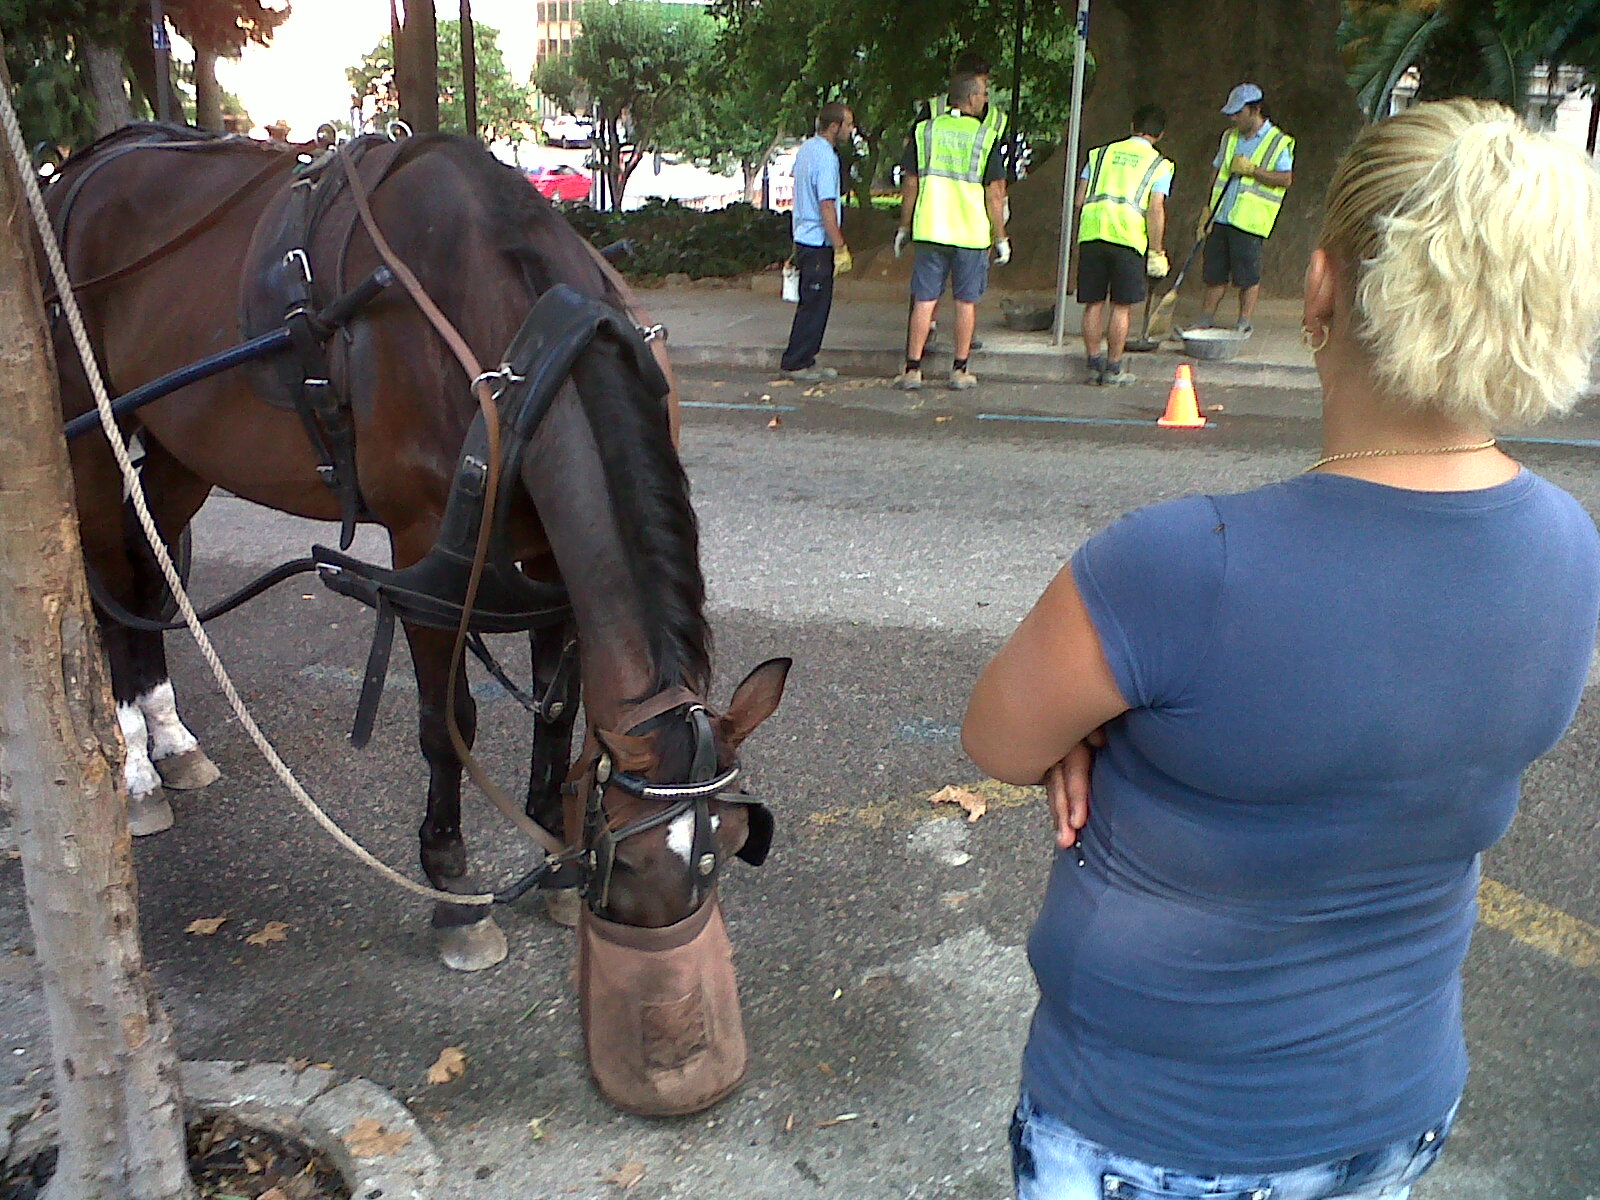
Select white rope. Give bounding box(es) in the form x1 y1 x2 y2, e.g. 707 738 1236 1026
1 100 494 907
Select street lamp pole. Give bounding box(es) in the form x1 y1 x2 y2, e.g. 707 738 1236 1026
149 0 173 123
1051 0 1091 347
1007 0 1025 180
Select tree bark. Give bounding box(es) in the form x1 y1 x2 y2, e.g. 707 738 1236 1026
83 42 133 136
192 45 222 131
0 53 197 1200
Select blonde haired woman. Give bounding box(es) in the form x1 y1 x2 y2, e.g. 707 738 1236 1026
964 100 1600 1200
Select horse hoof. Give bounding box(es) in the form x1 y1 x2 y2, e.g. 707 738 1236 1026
127 789 174 837
543 887 581 928
438 917 508 972
154 748 221 791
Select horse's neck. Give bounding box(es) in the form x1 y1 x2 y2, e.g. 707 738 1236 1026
517 385 682 722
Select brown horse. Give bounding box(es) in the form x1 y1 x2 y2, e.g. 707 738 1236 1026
48 124 789 975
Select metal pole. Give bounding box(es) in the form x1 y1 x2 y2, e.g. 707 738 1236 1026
1007 0 1025 180
460 0 479 140
149 0 173 123
1051 0 1090 347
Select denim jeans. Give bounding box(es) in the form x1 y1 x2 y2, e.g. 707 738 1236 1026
1011 1090 1456 1200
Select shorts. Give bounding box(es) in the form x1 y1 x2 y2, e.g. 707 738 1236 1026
1202 222 1265 289
910 242 990 303
1011 1091 1458 1200
1077 240 1146 305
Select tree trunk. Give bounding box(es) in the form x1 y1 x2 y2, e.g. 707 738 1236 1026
192 45 222 131
83 42 133 136
396 0 440 134
0 53 197 1200
1075 0 1359 296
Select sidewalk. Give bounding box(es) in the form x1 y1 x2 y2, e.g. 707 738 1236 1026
644 275 1320 392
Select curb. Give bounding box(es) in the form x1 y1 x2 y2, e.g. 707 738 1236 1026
668 342 1323 393
2 1061 442 1200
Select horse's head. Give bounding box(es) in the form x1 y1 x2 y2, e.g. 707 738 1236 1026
583 658 791 928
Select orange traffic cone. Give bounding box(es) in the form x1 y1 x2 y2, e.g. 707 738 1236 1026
1158 364 1207 428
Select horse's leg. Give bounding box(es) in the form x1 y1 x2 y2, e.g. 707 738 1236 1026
525 619 580 926
127 445 221 793
66 437 174 834
404 621 508 971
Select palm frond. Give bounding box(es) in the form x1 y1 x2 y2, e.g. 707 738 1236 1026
1348 9 1450 120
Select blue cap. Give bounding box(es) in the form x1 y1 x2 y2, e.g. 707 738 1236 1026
1221 83 1263 115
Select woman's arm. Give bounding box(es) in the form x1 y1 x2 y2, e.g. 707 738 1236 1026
962 563 1129 787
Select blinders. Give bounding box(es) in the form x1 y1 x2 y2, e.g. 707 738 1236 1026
582 703 774 916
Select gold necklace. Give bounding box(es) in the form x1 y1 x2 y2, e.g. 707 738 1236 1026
1307 439 1498 472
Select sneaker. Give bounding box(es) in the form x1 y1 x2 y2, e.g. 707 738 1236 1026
970 338 985 351
893 368 924 391
783 365 837 383
1086 354 1106 385
1102 362 1137 386
948 367 979 390
1234 320 1253 336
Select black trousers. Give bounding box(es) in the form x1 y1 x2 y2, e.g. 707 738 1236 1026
780 243 834 371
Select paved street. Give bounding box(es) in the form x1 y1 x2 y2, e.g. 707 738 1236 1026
4 367 1599 1198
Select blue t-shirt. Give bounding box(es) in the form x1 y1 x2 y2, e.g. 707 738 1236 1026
791 134 841 248
1212 119 1293 227
1023 470 1600 1173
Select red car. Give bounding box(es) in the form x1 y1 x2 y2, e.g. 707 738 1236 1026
525 164 592 203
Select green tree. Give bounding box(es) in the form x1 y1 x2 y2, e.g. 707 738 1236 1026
710 0 1085 208
533 0 715 207
657 49 786 201
348 18 531 146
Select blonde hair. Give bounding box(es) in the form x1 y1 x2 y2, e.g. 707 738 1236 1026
1320 99 1600 426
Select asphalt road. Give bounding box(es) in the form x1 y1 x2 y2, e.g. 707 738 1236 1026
4 366 1599 1198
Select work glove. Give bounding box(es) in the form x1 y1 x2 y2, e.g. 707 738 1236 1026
893 227 910 258
994 237 1012 266
1229 153 1255 178
833 245 853 276
1194 211 1211 241
1146 249 1169 279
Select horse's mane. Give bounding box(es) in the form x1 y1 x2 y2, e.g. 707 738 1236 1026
406 135 711 698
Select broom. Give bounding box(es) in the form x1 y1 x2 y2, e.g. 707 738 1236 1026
1144 175 1239 343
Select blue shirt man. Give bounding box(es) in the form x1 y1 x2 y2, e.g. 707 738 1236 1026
780 102 854 380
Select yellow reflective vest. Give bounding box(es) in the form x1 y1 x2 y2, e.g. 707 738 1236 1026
1077 135 1171 255
927 94 1009 142
1210 123 1294 237
911 113 1001 250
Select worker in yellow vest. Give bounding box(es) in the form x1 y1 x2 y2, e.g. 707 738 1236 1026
892 72 1011 392
1191 83 1294 334
1074 104 1174 385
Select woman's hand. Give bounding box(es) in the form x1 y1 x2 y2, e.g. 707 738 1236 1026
1044 730 1105 850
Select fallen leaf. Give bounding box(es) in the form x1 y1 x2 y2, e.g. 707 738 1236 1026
245 921 289 946
708 380 725 387
1208 404 1225 412
766 416 782 429
527 1105 557 1141
783 1113 796 1133
287 1057 310 1073
929 784 988 823
185 916 228 936
603 1159 646 1190
426 1045 467 1085
259 1189 290 1200
344 1116 413 1157
934 415 952 424
767 378 794 387
817 1112 860 1128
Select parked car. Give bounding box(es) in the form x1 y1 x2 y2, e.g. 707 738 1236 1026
541 114 594 148
525 163 592 203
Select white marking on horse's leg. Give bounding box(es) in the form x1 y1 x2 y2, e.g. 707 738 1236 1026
117 702 161 799
138 681 199 761
666 811 695 864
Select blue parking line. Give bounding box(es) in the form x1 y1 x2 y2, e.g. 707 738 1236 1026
976 413 1196 428
682 401 798 412
1499 434 1600 449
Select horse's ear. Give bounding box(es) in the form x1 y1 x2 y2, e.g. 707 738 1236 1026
595 728 655 772
718 658 792 750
